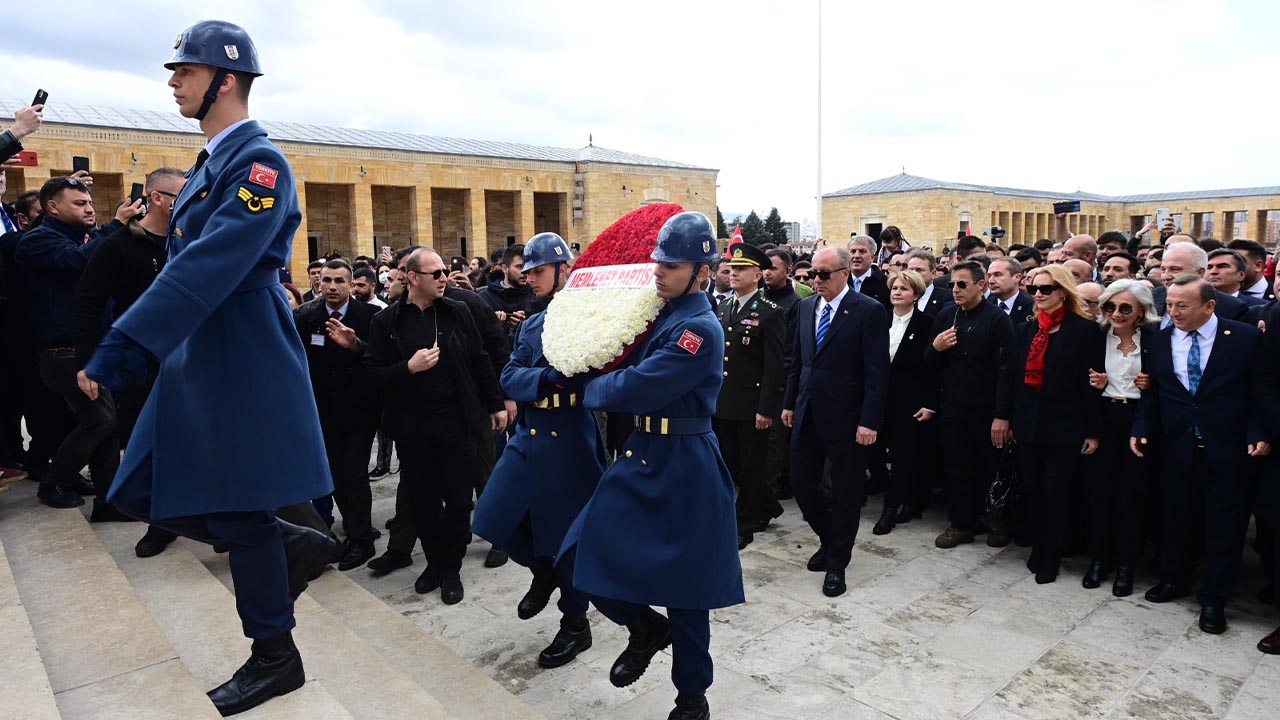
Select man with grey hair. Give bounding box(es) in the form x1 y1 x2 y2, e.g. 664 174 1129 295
846 234 890 308
1152 242 1249 324
1132 274 1268 635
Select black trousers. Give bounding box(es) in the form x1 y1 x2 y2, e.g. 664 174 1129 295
4 346 74 472
716 416 782 527
763 413 791 497
37 349 119 494
321 419 377 542
397 419 475 574
1085 400 1146 567
939 413 997 531
884 410 931 512
1160 445 1252 607
791 415 868 570
1019 442 1079 576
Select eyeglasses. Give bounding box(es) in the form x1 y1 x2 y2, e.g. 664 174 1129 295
409 268 446 279
1101 302 1134 316
888 261 907 269
793 274 811 281
948 280 972 289
813 268 847 281
1027 284 1060 296
153 190 178 199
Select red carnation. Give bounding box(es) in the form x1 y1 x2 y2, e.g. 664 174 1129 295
573 203 684 270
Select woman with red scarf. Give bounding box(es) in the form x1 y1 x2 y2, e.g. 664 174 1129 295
1011 264 1105 584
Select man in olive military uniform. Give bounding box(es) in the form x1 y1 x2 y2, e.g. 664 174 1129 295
715 243 786 549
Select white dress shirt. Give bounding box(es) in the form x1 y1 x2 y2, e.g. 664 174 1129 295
888 310 912 361
1172 314 1217 392
1102 327 1142 400
365 296 388 309
815 285 851 335
916 284 935 312
1245 277 1269 298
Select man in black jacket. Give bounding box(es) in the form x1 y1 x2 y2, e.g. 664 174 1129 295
71 167 184 556
924 261 1016 550
477 244 534 335
15 176 140 511
847 234 891 308
0 103 42 164
296 259 381 570
762 248 802 500
364 248 507 604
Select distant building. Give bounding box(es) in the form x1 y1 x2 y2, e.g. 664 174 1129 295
783 221 801 244
822 173 1280 251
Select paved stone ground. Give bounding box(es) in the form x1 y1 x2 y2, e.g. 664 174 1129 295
348 470 1280 719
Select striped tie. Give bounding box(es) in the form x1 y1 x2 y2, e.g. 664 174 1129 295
1187 330 1202 394
816 303 832 350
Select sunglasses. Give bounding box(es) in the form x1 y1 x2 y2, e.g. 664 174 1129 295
153 190 178 199
947 280 973 289
1101 302 1135 316
794 274 811 281
1027 284 1060 296
813 268 846 281
410 268 446 279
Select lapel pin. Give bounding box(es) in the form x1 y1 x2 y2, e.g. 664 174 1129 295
908 333 915 340
843 309 849 315
1224 330 1232 335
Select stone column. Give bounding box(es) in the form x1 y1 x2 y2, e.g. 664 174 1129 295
516 189 537 243
1010 211 1023 245
1245 207 1264 243
466 188 487 259
290 181 310 281
1220 211 1236 242
411 186 433 248
1191 212 1204 239
352 181 374 257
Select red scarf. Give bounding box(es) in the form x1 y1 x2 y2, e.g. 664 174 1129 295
1024 305 1066 391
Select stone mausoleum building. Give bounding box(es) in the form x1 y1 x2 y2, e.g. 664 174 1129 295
0 100 717 279
823 173 1280 252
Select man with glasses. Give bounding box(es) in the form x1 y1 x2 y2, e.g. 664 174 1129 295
782 247 889 597
791 261 815 296
925 260 1016 549
364 248 506 604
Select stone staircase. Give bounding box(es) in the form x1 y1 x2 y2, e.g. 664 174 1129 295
0 481 546 720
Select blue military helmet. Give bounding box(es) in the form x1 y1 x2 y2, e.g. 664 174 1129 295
652 212 719 264
523 232 573 271
167 20 263 76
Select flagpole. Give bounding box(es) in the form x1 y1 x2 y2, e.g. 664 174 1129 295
815 0 823 245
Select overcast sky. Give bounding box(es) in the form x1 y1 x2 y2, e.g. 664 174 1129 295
2 0 1276 222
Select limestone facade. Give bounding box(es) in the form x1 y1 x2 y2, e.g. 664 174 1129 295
3 121 717 279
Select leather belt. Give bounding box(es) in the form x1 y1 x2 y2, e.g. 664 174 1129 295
632 415 712 435
530 392 578 410
1104 397 1135 404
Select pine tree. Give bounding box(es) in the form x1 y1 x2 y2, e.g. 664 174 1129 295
764 207 788 245
741 211 767 246
716 208 730 239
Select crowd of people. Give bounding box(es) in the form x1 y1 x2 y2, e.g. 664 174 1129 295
3 29 1280 715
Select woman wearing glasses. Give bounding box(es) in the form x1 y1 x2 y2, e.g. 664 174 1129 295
1082 279 1159 596
1011 264 1104 584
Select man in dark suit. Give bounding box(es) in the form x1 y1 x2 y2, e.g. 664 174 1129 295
1251 300 1280 653
1151 242 1249 324
1228 240 1275 302
781 246 889 597
1206 249 1267 310
1131 275 1269 634
716 244 787 549
906 250 953 316
847 235 891 308
985 257 1036 330
295 259 381 570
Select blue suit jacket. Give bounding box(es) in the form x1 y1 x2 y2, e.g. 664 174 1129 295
783 290 890 437
1132 318 1266 483
107 120 331 519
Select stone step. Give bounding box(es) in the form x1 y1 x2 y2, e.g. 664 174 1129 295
0 530 61 720
91 523 453 720
187 538 546 719
0 482 219 720
90 522 355 720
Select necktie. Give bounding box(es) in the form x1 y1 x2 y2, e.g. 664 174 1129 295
0 208 15 235
330 311 342 321
816 303 832 350
192 149 210 174
854 278 863 293
1187 330 1202 394
728 298 738 317
1003 302 1012 315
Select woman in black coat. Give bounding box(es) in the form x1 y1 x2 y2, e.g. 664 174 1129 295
1012 264 1104 584
873 270 939 535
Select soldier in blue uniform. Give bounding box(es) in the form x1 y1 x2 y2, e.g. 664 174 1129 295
558 212 744 720
472 232 605 669
85 21 335 717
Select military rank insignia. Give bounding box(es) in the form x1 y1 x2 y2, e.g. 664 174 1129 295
237 187 275 213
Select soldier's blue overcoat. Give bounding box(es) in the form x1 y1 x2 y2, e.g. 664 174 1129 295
560 291 745 609
473 310 607 557
107 121 332 519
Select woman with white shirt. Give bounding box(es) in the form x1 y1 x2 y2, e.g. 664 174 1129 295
1085 279 1159 596
873 271 940 536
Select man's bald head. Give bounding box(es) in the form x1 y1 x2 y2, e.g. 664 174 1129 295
1166 234 1196 246
1076 282 1104 317
1064 258 1093 285
1062 234 1098 265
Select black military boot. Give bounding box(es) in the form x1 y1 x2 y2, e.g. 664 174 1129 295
337 537 376 571
207 631 305 716
537 614 592 668
517 560 558 620
609 608 671 688
668 693 710 720
279 519 337 599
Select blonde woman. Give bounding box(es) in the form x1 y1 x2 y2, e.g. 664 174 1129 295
1011 264 1104 584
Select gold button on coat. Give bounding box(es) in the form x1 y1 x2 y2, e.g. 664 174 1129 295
625 450 633 457
530 429 537 436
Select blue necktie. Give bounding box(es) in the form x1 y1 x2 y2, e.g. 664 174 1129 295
1187 329 1202 394
816 303 832 350
854 278 863 293
0 208 15 235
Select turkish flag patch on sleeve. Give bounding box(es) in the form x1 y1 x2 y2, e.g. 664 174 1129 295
248 163 278 190
677 329 704 354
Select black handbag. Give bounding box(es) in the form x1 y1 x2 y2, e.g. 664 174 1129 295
982 444 1021 533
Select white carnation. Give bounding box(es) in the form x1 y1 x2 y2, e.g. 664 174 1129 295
543 287 665 375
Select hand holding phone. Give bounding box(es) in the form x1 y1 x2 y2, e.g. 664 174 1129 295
73 156 90 174
32 89 48 108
